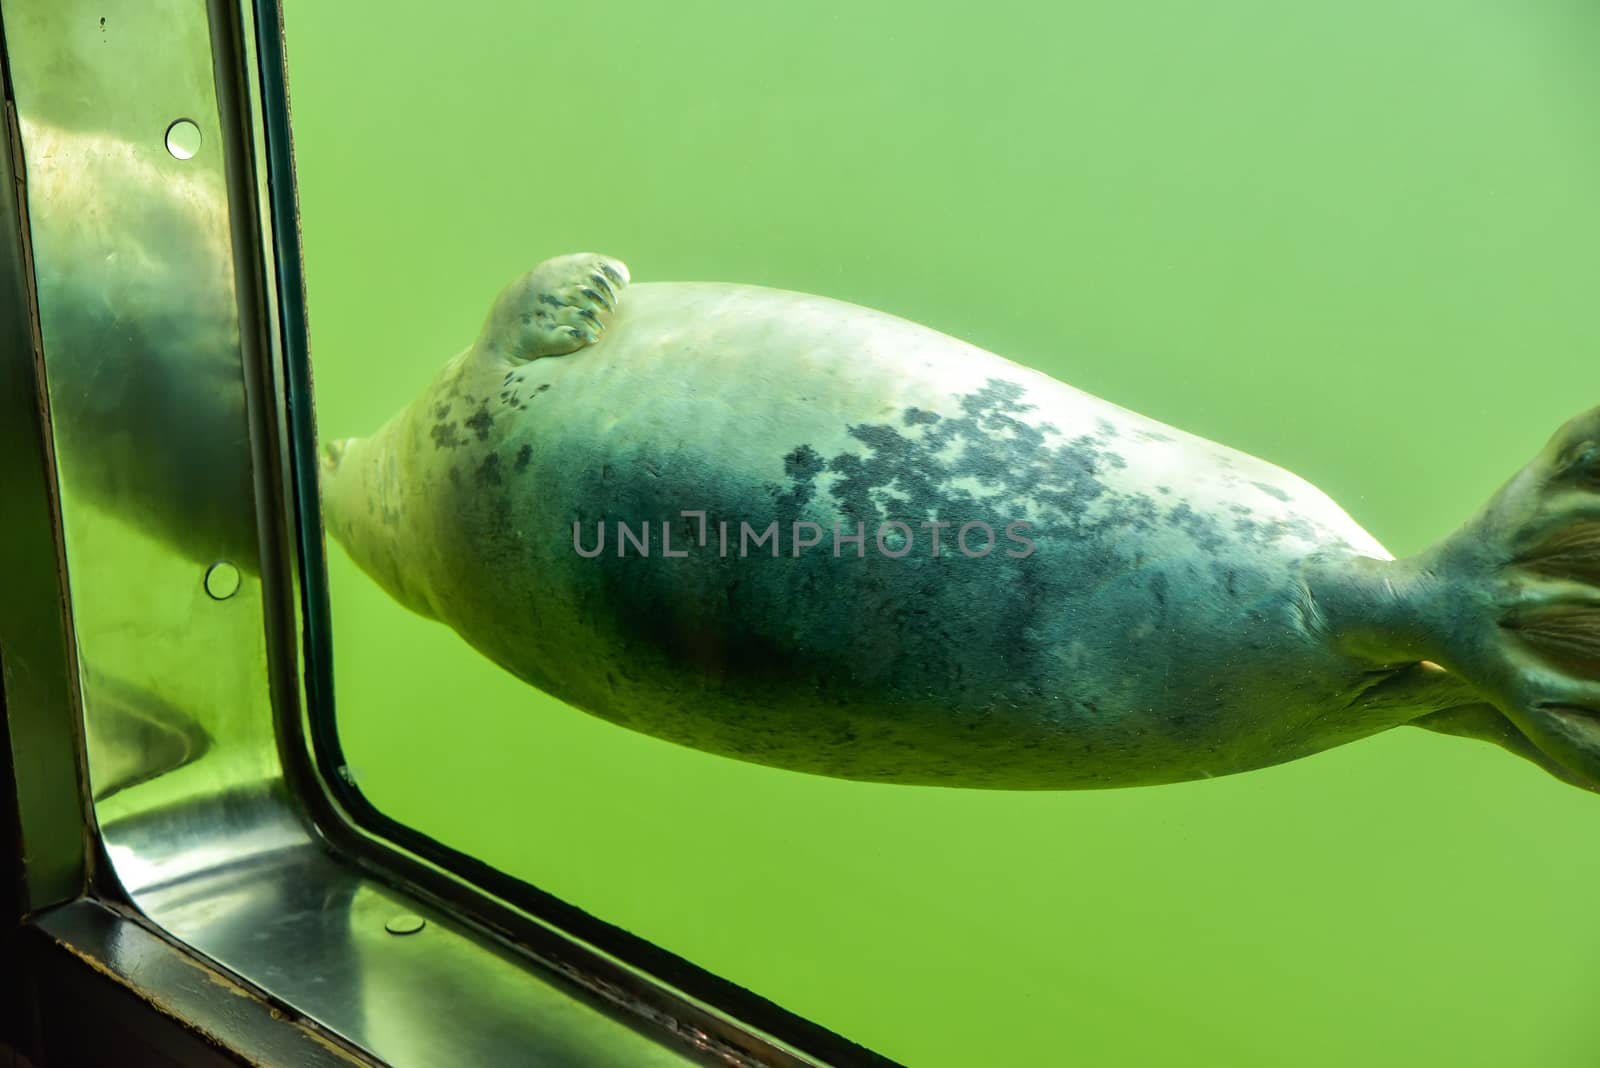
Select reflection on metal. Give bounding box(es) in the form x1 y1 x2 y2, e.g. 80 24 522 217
133 842 697 1067
17 102 260 573
0 42 90 915
1 2 830 1066
82 670 213 803
8 0 282 878
24 900 373 1066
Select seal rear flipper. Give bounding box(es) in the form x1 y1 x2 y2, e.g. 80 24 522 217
1411 703 1600 793
476 253 630 363
1399 406 1600 792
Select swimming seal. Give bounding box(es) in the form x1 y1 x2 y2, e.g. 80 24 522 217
321 253 1600 792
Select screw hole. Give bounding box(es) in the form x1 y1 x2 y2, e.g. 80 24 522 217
385 914 426 936
165 118 201 160
204 561 241 600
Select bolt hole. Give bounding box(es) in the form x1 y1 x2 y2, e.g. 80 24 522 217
204 561 241 600
165 118 201 160
385 914 426 936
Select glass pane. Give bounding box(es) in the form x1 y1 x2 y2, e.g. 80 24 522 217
284 2 1600 1064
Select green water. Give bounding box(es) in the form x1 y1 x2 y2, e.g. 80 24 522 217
284 3 1599 1064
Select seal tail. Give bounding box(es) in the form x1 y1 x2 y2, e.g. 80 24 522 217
1400 406 1600 790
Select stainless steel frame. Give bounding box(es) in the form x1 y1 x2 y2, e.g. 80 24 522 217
0 7 91 924
0 2 891 1064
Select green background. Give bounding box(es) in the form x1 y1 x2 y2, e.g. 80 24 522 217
282 3 1599 1064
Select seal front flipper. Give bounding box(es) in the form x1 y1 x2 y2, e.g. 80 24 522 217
477 252 630 362
1319 406 1600 792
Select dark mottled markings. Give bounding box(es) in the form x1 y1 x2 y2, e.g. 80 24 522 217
431 421 463 448
476 452 502 486
494 372 552 413
1216 564 1240 599
1251 480 1291 502
792 379 1134 537
514 443 534 472
786 444 826 480
771 377 1322 565
466 401 494 441
1233 513 1317 546
1166 502 1226 553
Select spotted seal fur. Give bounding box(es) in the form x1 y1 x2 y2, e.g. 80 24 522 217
321 253 1600 792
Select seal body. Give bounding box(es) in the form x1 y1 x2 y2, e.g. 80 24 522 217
323 255 1600 791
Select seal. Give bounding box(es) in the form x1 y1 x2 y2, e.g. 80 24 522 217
321 253 1600 792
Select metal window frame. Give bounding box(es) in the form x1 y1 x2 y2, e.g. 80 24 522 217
0 2 897 1065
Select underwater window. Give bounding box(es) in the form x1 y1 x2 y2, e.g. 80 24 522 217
288 2 1599 1065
